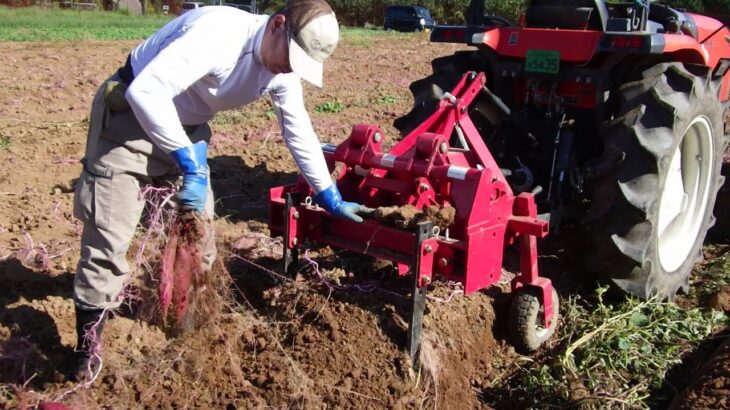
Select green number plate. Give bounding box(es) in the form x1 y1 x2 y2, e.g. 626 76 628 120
525 50 560 74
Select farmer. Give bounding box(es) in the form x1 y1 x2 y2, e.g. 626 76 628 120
72 0 372 381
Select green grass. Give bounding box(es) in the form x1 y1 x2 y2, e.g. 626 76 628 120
340 26 410 47
0 8 407 43
0 6 172 41
340 26 403 39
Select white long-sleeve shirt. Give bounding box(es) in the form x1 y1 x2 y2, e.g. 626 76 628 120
125 6 332 194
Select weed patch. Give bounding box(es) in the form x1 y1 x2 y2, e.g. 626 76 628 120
486 286 728 408
374 96 399 104
211 111 248 126
691 244 730 301
314 100 345 114
0 135 11 150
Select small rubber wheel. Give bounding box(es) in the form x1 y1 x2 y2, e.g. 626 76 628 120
508 287 559 353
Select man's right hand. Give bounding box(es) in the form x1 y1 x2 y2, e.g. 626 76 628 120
169 141 209 212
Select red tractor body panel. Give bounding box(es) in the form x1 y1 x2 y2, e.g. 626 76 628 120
435 11 730 102
479 28 603 63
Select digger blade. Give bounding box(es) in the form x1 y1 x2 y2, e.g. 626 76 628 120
283 192 300 278
408 280 427 365
407 221 433 366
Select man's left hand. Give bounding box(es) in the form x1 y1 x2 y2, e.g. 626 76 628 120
313 184 374 223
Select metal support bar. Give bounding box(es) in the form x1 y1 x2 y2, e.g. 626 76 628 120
283 192 299 278
408 221 433 366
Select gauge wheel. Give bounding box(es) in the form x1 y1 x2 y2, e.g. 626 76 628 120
508 286 559 353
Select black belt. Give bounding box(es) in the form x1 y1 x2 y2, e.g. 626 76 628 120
114 54 201 134
183 124 201 134
117 54 135 86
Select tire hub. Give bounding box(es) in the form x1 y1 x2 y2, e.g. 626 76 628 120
657 116 715 273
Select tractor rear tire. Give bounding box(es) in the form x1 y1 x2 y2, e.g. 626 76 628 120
394 51 486 136
508 287 559 353
589 62 727 300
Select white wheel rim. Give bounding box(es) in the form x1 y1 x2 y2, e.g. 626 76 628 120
535 301 552 339
535 326 549 339
657 116 714 272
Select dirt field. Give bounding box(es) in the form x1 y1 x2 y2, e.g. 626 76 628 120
0 34 727 409
671 335 730 410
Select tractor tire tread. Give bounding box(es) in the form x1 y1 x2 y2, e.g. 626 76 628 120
589 62 727 300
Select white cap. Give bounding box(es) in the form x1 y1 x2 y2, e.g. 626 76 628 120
285 0 339 88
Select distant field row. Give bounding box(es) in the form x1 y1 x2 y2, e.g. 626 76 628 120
0 6 397 42
0 6 173 41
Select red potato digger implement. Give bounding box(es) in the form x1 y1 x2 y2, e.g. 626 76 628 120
271 0 730 360
271 71 556 359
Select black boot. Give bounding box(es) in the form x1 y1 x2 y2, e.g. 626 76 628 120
72 308 108 382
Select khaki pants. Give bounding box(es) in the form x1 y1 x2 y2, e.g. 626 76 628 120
73 77 216 310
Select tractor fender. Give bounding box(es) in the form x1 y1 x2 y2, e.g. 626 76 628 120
664 13 730 76
662 34 707 64
687 13 727 44
680 14 730 102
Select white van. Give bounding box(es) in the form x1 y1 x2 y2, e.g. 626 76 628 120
180 1 206 14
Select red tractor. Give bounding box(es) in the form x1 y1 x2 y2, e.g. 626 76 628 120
270 0 730 358
405 0 730 299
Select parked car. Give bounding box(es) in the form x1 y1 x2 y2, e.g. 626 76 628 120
180 1 206 14
223 3 253 12
384 5 436 32
220 0 258 14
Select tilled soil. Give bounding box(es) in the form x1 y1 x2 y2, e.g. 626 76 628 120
671 335 730 410
0 33 728 409
0 34 519 409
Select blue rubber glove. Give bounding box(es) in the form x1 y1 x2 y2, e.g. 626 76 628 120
169 141 208 212
314 184 374 223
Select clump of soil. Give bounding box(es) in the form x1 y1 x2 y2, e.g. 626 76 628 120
417 281 500 408
374 204 456 230
709 285 730 312
671 337 730 409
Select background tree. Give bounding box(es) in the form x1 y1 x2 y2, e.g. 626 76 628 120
324 0 730 27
